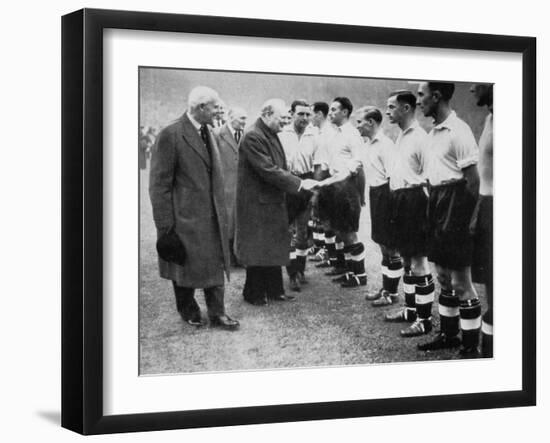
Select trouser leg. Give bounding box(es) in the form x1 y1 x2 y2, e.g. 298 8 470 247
243 266 266 302
265 266 285 298
204 285 225 318
172 282 200 319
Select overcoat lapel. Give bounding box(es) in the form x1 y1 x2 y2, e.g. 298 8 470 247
179 113 212 169
257 118 288 169
220 125 239 153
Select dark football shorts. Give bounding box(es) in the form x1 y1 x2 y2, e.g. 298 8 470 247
286 172 314 224
389 185 429 257
369 182 392 247
427 179 477 270
470 195 493 285
318 174 362 234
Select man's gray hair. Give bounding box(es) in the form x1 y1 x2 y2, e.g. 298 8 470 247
260 98 286 117
188 86 220 110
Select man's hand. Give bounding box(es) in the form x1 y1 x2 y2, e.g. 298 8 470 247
301 178 320 191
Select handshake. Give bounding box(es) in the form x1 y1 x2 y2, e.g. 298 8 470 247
301 178 324 191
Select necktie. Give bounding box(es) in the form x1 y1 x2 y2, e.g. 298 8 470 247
235 129 242 144
200 125 212 160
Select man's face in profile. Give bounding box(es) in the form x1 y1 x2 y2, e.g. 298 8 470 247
328 101 346 126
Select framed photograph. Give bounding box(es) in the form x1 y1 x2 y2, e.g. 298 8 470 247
62 8 536 435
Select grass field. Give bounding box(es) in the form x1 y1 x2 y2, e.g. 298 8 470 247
139 169 486 375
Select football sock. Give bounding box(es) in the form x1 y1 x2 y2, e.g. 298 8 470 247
403 272 417 321
295 248 308 274
350 242 366 278
386 256 403 295
325 231 336 265
335 241 345 269
415 274 435 322
460 298 482 349
438 289 460 337
286 248 298 278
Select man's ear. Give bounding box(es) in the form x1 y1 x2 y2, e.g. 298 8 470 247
432 90 442 103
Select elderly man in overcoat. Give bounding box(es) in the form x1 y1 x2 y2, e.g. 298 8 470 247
214 106 248 265
149 86 239 330
235 98 317 305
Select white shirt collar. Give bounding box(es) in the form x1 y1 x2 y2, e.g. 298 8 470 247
336 120 352 132
186 111 202 131
369 128 384 143
433 110 457 131
402 119 421 135
226 124 237 137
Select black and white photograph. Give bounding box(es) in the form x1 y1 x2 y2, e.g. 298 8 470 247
139 67 494 375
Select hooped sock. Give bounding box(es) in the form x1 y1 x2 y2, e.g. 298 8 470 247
402 272 417 321
438 289 460 337
386 256 404 295
460 298 482 349
415 274 435 321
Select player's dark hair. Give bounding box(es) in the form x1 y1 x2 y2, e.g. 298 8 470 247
389 90 417 109
290 99 310 113
361 106 383 124
427 82 455 101
332 97 353 116
313 101 329 117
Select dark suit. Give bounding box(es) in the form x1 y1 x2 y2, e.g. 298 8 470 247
235 118 301 302
149 112 230 318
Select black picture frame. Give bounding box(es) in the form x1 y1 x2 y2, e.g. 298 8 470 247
61 8 536 435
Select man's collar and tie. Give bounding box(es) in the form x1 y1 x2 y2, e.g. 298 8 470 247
200 124 213 160
234 128 243 144
226 123 243 145
186 111 213 161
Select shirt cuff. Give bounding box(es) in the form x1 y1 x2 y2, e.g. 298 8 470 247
457 155 479 169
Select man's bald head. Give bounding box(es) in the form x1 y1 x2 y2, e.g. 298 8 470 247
260 99 288 133
228 106 248 131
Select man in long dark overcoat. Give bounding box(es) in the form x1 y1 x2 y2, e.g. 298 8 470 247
149 86 239 330
214 106 248 265
235 98 317 305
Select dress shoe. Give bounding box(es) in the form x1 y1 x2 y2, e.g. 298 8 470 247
244 297 267 306
289 276 301 292
179 311 205 327
400 319 432 337
384 308 416 323
209 315 240 331
417 332 461 351
270 294 296 301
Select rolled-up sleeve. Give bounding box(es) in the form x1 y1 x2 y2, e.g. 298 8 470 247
453 130 479 170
